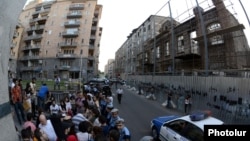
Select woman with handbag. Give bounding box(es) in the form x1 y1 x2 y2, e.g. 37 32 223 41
24 82 32 112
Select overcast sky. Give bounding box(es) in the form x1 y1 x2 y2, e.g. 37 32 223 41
97 0 170 71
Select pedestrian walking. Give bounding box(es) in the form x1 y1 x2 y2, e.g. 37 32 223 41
116 87 124 104
184 94 191 114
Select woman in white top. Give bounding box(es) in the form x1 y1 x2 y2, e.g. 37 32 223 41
77 121 93 141
50 100 60 115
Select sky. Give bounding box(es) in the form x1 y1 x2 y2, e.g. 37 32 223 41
25 0 250 72
97 0 170 71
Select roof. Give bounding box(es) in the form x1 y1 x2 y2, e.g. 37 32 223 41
177 115 224 130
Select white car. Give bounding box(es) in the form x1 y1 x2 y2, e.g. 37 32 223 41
151 111 224 141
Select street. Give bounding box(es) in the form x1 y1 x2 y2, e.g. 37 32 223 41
110 85 184 141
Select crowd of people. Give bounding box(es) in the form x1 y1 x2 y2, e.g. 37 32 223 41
10 77 132 141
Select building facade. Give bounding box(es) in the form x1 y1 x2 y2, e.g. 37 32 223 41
9 23 24 79
104 59 115 79
115 0 250 79
17 0 102 82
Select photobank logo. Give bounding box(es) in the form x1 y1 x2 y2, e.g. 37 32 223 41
204 125 250 140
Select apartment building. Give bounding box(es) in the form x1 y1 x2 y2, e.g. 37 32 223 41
115 0 250 78
104 59 115 78
115 15 167 77
17 0 102 81
9 23 24 79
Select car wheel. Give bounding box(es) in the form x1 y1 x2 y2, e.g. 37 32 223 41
152 126 159 140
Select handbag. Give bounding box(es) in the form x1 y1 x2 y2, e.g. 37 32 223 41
23 100 31 111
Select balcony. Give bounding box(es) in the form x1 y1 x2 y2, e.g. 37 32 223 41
9 55 16 60
175 46 201 60
13 32 19 38
20 56 40 61
21 66 34 71
10 43 16 49
29 16 48 24
20 66 42 72
32 9 50 16
58 65 71 71
90 35 96 39
88 45 95 50
69 4 84 10
88 55 95 60
24 34 42 41
57 53 77 59
91 26 97 31
62 31 79 38
27 25 45 32
22 45 41 51
64 21 80 27
67 12 82 18
59 42 77 48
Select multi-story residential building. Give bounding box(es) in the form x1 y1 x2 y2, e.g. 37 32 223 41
115 15 167 78
9 23 24 79
104 59 115 78
17 0 102 81
115 0 250 78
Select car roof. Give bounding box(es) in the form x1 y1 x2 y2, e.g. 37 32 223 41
177 115 224 130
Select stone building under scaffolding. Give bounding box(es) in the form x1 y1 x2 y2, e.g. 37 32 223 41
115 0 250 78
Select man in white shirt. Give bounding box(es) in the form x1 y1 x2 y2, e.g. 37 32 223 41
39 114 57 141
116 87 123 104
54 75 61 90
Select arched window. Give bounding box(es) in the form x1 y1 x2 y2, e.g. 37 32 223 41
207 23 224 45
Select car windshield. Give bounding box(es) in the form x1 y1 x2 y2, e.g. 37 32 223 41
166 120 203 141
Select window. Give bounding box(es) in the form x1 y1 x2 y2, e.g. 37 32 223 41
145 53 148 62
211 35 224 45
190 31 198 54
177 35 184 52
156 46 160 58
165 120 204 141
151 49 154 63
165 41 170 56
66 28 78 34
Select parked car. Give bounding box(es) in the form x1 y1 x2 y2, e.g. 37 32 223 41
150 111 224 141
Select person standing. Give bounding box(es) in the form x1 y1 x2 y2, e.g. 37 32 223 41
116 87 123 104
108 108 121 131
11 79 26 125
115 118 131 141
24 82 32 113
108 129 120 141
184 95 191 114
37 83 49 111
54 75 61 90
30 77 37 119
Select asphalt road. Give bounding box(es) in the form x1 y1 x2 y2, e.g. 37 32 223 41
111 85 184 141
